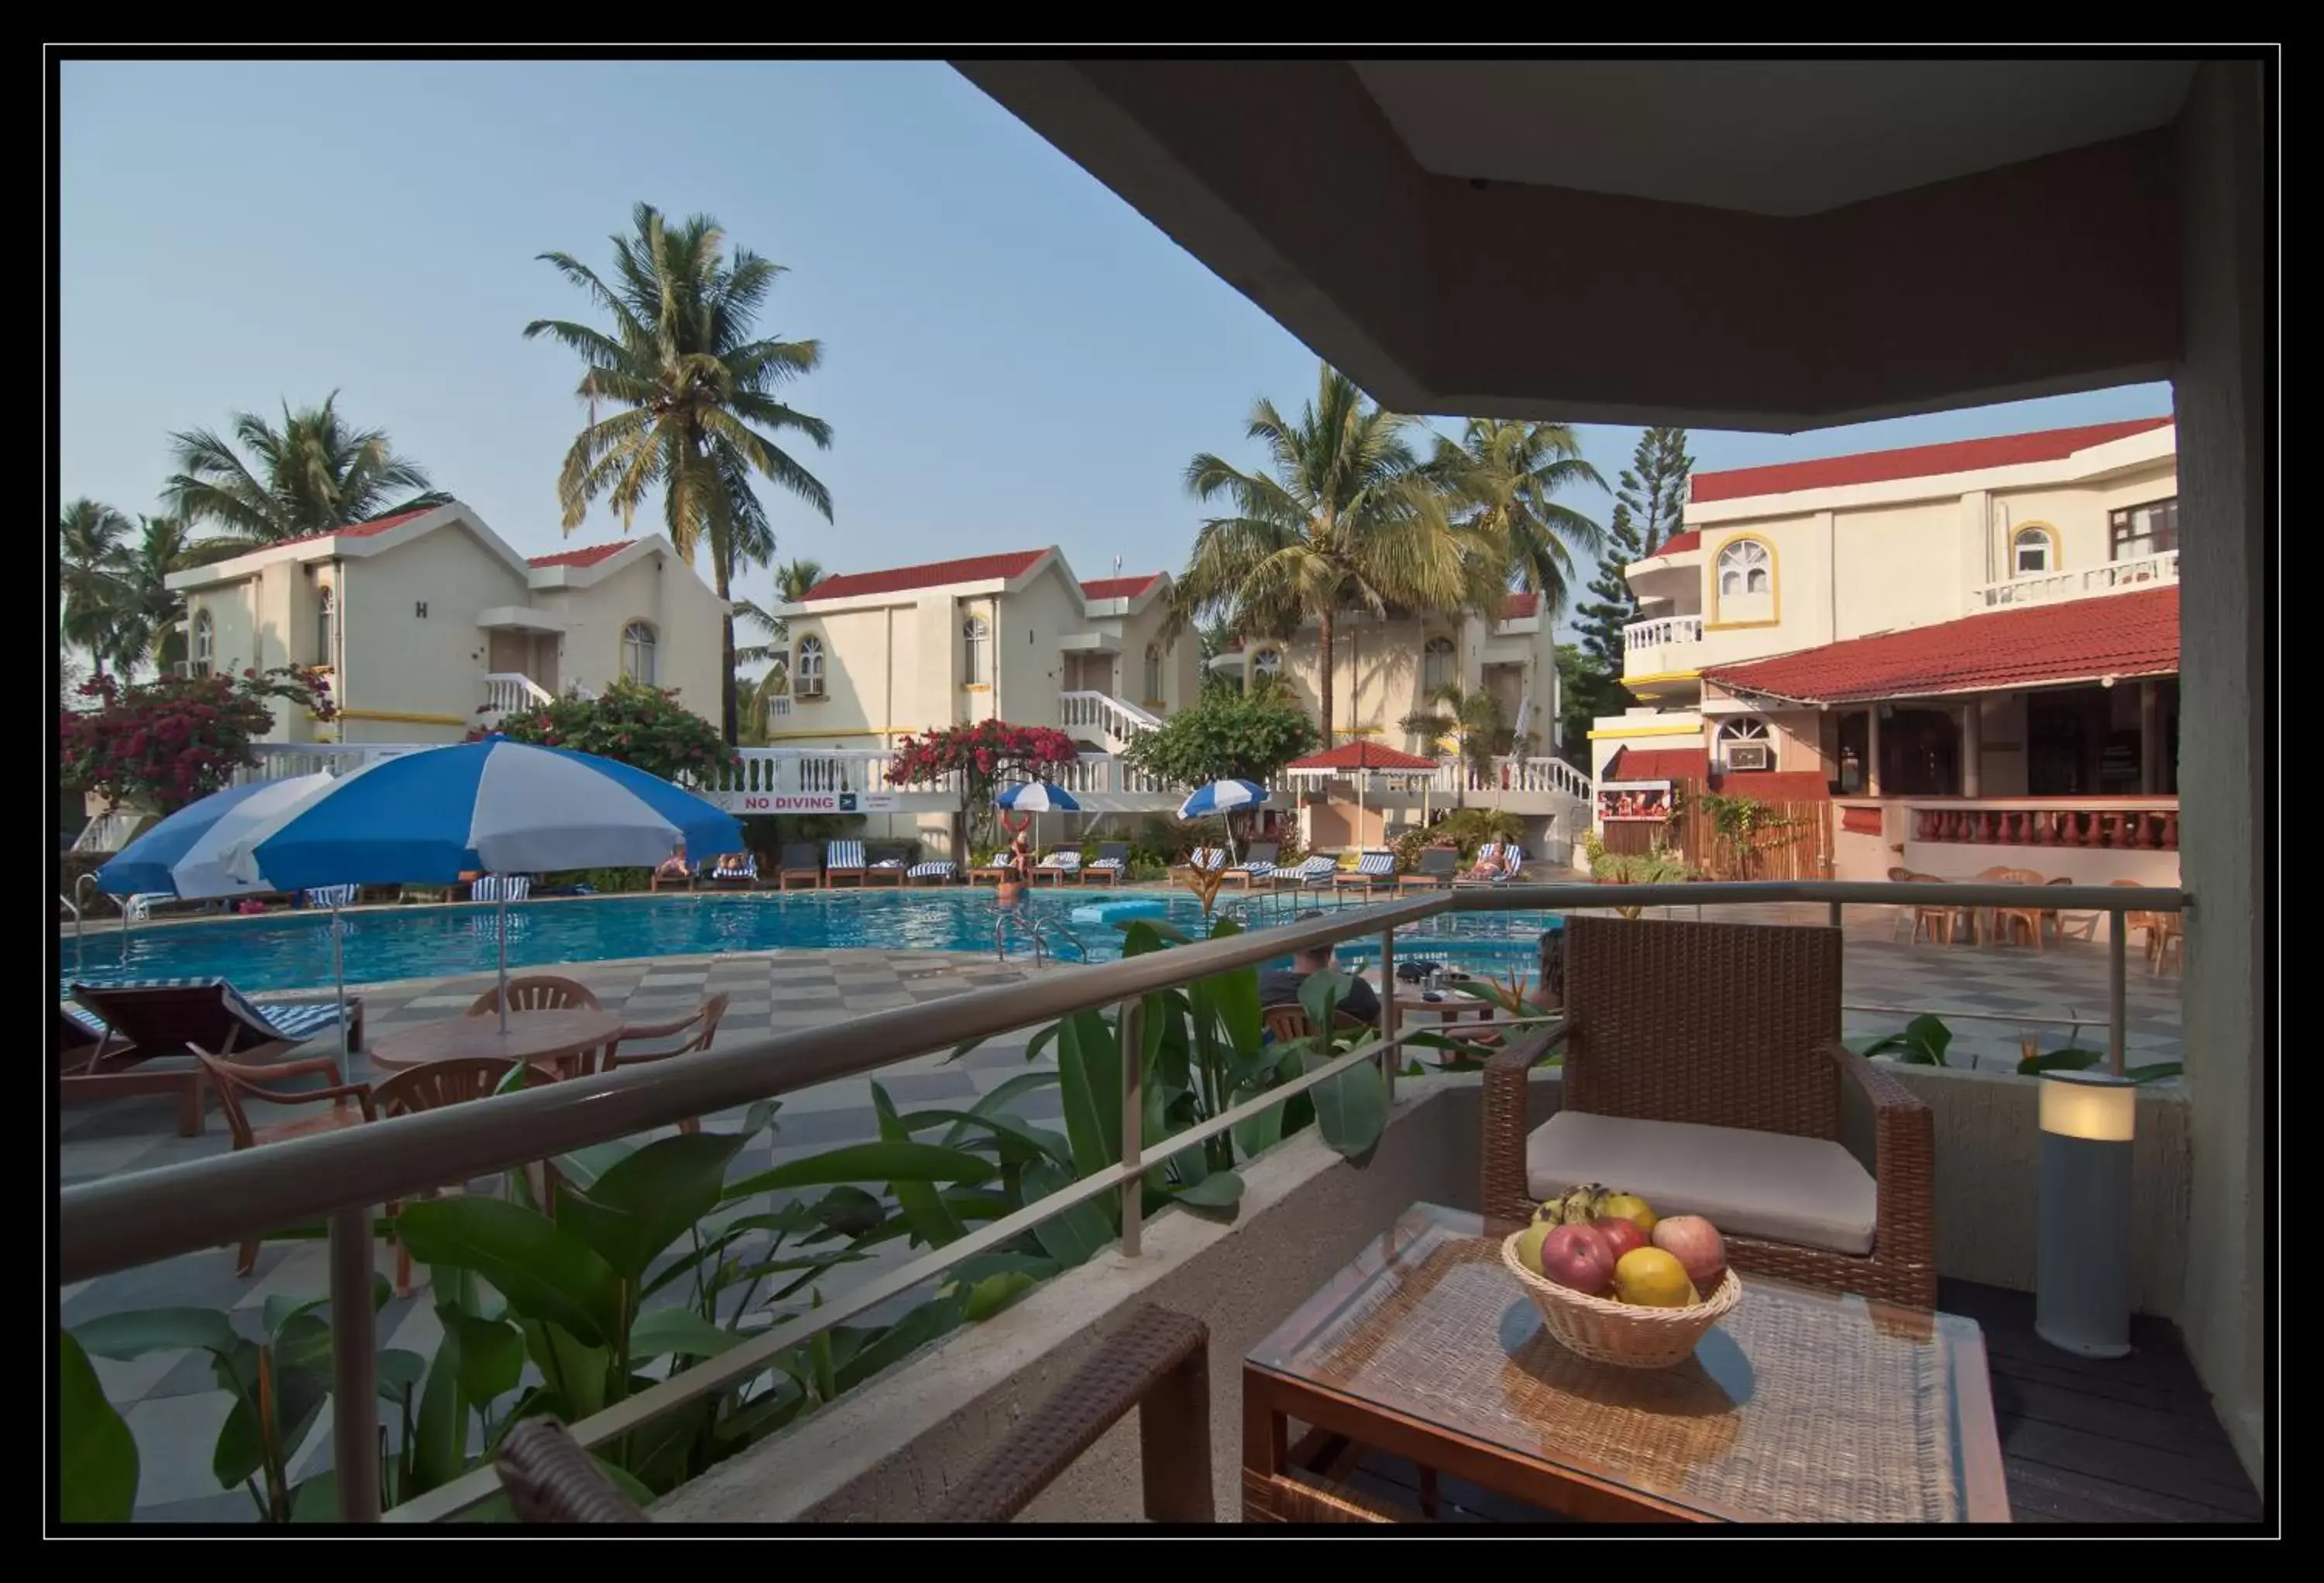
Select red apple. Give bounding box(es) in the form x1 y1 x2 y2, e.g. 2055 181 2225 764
1536 1222 1618 1296
1593 1216 1648 1262
1651 1215 1728 1293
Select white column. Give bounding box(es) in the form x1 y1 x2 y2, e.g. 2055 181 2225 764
2140 679 2163 795
1961 698 1982 797
1865 706 1883 796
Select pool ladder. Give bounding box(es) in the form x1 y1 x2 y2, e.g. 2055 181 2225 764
993 908 1088 967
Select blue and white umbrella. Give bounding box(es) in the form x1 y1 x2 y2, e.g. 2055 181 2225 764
95 771 337 900
1177 779 1268 819
225 738 744 1029
995 781 1079 813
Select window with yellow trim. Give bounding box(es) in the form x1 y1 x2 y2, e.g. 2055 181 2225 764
2013 526 2056 575
1714 537 1775 622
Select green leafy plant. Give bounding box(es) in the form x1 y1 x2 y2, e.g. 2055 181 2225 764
1693 790 1807 881
1857 1012 1956 1067
59 664 337 816
475 679 735 788
889 719 1079 858
1400 682 1505 803
1580 832 1693 919
59 1331 137 1523
1393 808 1522 873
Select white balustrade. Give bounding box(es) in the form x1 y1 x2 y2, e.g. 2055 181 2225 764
1622 614 1704 652
1976 549 2178 610
481 672 556 719
1058 691 1161 751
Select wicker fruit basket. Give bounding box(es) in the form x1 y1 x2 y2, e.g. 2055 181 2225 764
1500 1231 1742 1368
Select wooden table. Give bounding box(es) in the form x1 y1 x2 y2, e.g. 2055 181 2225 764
1394 995 1499 1025
366 1008 625 1077
1243 1203 2009 1524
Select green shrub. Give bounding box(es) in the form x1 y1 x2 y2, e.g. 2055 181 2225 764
1393 809 1524 871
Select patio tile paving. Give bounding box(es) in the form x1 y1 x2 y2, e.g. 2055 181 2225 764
59 915 2184 1522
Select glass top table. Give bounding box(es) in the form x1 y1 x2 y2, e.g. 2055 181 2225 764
1243 1204 2009 1523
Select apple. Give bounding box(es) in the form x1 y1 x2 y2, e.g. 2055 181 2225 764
1535 1222 1618 1296
1593 1216 1648 1262
1651 1215 1728 1293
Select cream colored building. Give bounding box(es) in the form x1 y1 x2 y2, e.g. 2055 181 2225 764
167 502 728 744
772 548 1199 753
1590 418 2182 891
1211 592 1563 753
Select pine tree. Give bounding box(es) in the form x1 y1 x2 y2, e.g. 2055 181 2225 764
1572 426 1695 690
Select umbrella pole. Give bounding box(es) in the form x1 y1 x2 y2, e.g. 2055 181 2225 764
331 903 349 1065
497 891 510 1035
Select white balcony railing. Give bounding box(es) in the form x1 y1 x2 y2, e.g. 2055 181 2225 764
480 671 556 721
1430 756 1593 803
1976 549 2178 610
1622 613 1704 654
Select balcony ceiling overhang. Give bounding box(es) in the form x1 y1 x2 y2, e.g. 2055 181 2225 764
1059 632 1122 654
956 59 2195 431
476 606 566 634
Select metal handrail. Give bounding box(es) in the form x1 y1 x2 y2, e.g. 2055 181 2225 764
55 879 2188 1522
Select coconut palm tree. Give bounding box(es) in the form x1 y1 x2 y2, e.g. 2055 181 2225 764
734 558 825 742
1172 364 1505 746
58 499 133 678
1430 419 1607 614
163 394 449 548
525 202 834 743
1401 682 1508 808
110 516 204 673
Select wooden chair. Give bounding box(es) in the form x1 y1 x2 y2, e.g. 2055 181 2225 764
648 857 697 892
1893 868 1974 946
1480 916 1937 1309
467 975 601 1016
196 1050 380 1278
1992 874 2074 951
775 843 823 890
66 982 360 1136
1085 842 1130 886
373 1056 561 1296
603 994 731 1135
1398 847 1459 891
496 1305 1212 1523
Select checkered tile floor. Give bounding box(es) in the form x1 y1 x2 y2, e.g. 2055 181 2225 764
59 918 2179 1521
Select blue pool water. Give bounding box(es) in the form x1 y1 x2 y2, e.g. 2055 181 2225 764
60 890 1563 997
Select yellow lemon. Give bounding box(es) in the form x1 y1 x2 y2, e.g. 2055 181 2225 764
1612 1247 1698 1308
1597 1193 1658 1236
1514 1221 1556 1276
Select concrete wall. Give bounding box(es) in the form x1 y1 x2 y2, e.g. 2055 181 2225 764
2169 60 2266 1484
998 561 1085 730
548 549 725 721
338 531 530 743
786 606 890 746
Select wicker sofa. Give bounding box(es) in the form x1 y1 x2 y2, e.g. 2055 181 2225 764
1480 916 1937 1310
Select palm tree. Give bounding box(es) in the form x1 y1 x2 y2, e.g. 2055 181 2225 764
112 516 203 673
1401 682 1508 807
1172 364 1505 746
1430 419 1607 613
58 499 133 678
525 202 834 743
734 558 825 743
163 393 449 548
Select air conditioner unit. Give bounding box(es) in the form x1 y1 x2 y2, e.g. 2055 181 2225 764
170 661 192 678
1724 743 1772 771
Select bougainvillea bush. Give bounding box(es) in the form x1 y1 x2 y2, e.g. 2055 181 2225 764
472 681 736 788
887 719 1079 857
60 666 337 817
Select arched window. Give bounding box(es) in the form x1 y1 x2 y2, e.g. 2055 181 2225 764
315 585 335 669
1250 647 1282 681
962 615 991 686
191 610 215 677
1422 635 1457 695
1143 643 1163 702
794 635 825 697
2013 525 2056 575
1716 716 1775 771
621 620 658 685
1717 539 1772 596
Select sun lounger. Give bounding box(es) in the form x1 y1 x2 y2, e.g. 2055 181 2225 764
823 840 869 888
1454 842 1525 884
649 858 699 892
1292 854 1340 889
1034 849 1083 884
471 874 532 903
1334 850 1397 892
1222 842 1280 888
64 980 360 1137
867 853 910 886
776 843 822 891
1398 847 1459 891
301 885 359 908
1173 846 1226 881
907 860 959 884
703 853 761 889
1084 842 1129 885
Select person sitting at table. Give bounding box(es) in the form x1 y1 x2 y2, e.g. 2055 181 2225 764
1258 930 1382 1024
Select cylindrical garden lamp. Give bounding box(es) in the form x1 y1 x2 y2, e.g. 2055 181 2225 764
2036 1071 2137 1358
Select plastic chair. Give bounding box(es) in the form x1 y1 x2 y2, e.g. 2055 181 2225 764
195 1050 379 1277
466 975 601 1016
373 1056 562 1296
604 994 731 1135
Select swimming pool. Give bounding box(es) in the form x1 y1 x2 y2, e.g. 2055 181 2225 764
59 889 1564 997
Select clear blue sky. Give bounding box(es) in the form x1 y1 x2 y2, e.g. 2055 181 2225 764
60 59 2173 640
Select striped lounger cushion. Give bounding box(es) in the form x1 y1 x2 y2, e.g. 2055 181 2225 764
1086 857 1126 874
1186 847 1226 871
1038 852 1082 873
908 861 957 880
1349 851 1395 881
304 885 359 908
827 841 866 870
1239 860 1277 881
472 875 532 902
65 983 349 1044
871 857 908 870
1294 856 1339 884
710 857 758 881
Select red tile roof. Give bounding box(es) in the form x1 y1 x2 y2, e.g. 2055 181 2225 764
1081 573 1165 601
1501 592 1540 620
1704 585 2178 704
1285 742 1442 772
1689 417 2172 505
263 506 441 551
803 550 1049 602
528 539 634 570
1652 530 1703 556
1602 747 1709 781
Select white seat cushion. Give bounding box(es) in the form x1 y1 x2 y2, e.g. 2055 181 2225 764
1525 1110 1877 1256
